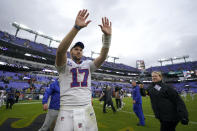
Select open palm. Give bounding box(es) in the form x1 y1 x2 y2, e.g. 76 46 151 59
75 9 91 28
99 17 112 35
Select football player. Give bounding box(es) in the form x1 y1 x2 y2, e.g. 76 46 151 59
54 9 112 131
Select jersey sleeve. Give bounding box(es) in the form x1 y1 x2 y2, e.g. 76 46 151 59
89 60 98 73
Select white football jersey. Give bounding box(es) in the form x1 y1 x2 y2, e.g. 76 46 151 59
56 58 97 106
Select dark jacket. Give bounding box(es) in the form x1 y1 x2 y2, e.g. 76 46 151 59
6 87 15 100
103 87 113 104
140 81 188 122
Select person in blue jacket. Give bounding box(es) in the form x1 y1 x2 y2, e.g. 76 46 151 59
39 79 60 131
132 81 145 126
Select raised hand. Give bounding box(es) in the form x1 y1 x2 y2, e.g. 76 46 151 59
75 9 91 29
99 17 112 35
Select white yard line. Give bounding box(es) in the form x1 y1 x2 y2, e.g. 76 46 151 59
2 102 42 105
15 102 42 105
94 106 197 125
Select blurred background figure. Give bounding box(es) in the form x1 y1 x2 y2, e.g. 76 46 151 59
5 87 15 109
189 90 195 101
15 89 20 103
131 81 145 126
0 89 5 108
115 86 122 111
181 90 187 101
120 88 125 109
101 85 116 113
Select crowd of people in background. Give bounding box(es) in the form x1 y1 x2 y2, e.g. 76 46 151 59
0 79 195 109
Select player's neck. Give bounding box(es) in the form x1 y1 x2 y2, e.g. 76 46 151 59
72 57 82 64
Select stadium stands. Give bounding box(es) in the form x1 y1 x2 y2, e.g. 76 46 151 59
0 30 139 73
146 61 197 73
1 29 197 96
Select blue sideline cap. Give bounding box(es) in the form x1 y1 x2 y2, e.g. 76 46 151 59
71 42 84 50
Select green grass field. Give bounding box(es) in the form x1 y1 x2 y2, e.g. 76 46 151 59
0 95 197 131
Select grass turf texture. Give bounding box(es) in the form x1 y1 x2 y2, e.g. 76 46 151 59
0 95 197 131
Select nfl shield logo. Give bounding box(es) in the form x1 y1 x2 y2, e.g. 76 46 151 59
78 123 82 128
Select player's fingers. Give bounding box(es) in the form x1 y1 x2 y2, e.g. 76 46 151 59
81 9 87 17
105 17 107 25
86 20 91 26
98 25 102 29
84 13 89 20
102 18 104 26
83 9 88 17
77 10 82 17
106 18 109 25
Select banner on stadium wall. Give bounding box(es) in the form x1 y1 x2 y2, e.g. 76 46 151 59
136 60 145 70
168 71 182 75
183 70 191 79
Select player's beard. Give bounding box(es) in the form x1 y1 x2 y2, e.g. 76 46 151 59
71 54 81 63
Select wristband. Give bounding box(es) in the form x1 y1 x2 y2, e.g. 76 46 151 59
74 25 81 30
102 34 111 48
